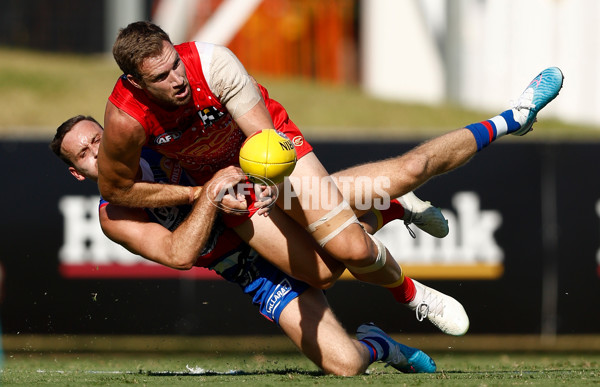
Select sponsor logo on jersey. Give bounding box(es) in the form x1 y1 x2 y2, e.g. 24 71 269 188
198 106 225 127
292 135 304 147
147 206 180 231
160 157 183 184
154 131 182 145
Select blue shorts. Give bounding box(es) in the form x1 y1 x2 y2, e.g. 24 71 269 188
209 246 310 325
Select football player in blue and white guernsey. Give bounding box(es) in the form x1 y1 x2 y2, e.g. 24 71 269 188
50 115 437 375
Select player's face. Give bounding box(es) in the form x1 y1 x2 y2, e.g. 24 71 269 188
62 120 103 182
133 40 191 108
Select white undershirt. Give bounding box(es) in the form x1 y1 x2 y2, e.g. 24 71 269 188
194 42 262 120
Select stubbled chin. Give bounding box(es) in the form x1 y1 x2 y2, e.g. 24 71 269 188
174 92 191 105
175 95 191 106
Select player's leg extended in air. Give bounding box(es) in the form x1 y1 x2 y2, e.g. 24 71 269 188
240 67 563 337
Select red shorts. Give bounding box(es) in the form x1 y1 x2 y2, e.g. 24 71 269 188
222 85 312 228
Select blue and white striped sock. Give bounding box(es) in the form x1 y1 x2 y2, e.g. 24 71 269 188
359 337 390 363
465 110 522 151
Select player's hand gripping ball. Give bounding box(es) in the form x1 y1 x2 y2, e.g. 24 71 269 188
239 129 297 184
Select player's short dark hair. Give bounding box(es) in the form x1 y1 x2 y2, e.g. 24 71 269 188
50 115 102 167
113 21 172 81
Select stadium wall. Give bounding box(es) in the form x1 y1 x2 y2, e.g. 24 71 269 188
2 140 599 336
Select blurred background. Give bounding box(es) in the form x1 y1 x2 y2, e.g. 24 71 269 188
1 0 599 353
3 0 600 135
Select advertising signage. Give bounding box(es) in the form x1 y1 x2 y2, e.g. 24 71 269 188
1 140 599 334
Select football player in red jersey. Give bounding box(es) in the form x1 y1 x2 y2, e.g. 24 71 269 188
99 21 568 337
51 115 437 375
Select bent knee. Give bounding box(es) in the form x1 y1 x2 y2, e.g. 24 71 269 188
312 264 346 290
322 354 367 376
302 264 344 290
324 227 377 267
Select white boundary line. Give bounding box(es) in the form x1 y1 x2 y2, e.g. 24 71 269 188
34 366 245 375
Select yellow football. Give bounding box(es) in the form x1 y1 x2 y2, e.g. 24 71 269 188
239 129 297 184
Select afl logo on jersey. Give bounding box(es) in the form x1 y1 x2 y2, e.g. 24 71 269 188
154 131 182 145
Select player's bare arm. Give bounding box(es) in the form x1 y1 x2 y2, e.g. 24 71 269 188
99 102 201 208
99 197 215 270
100 205 183 269
235 100 276 137
100 166 247 269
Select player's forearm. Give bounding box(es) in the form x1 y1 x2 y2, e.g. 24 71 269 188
99 179 199 208
166 165 247 268
167 196 219 268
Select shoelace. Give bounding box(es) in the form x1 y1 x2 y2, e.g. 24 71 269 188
403 201 441 239
514 101 536 111
511 88 536 111
404 222 417 239
403 208 417 239
415 302 429 322
415 290 445 322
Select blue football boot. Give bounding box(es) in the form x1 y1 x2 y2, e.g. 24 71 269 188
511 67 564 136
357 323 437 373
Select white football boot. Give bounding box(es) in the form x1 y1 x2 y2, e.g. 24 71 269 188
407 280 470 336
398 192 449 238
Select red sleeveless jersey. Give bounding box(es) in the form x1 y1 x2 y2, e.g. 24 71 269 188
109 42 244 186
108 42 311 186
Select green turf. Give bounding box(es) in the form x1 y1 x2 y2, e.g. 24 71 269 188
3 351 599 386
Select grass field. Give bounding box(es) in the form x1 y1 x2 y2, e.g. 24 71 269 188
5 351 599 386
4 348 599 386
3 335 599 385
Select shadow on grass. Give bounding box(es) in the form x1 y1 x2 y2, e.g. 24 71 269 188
143 368 324 377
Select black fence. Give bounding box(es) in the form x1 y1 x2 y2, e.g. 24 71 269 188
1 139 599 336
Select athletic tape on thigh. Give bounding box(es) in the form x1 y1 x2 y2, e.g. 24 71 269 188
306 201 359 247
345 234 387 274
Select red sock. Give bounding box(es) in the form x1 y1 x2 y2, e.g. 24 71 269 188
386 275 416 304
373 199 405 231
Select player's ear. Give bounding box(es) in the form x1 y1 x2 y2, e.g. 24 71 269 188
126 74 143 89
68 166 86 181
